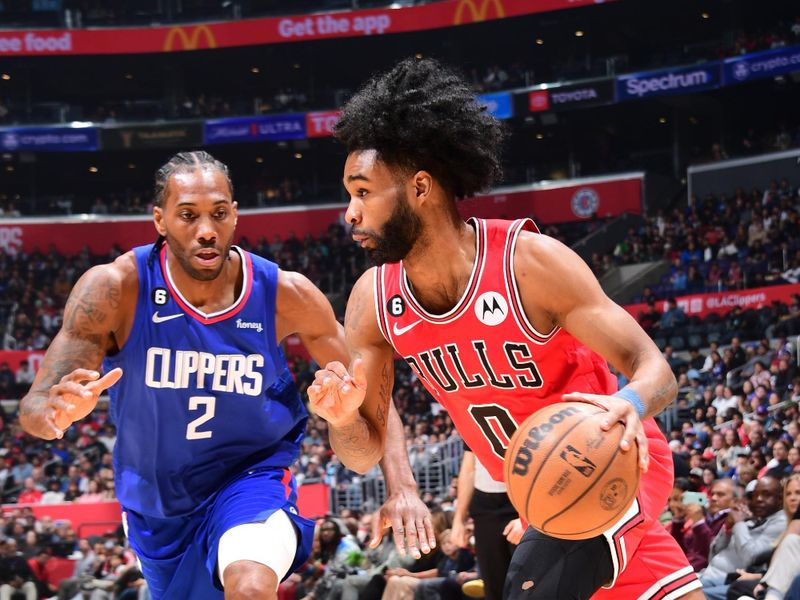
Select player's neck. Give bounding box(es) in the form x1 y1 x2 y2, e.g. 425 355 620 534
402 220 475 314
166 248 242 312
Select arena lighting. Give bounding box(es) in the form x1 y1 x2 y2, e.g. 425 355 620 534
415 53 423 58
535 38 544 45
658 117 668 124
251 67 260 74
701 12 710 19
124 73 134 80
0 74 9 80
5 165 14 172
88 166 99 173
294 153 303 159
255 157 264 163
535 133 545 140
127 163 136 169
70 121 93 128
293 63 301 69
575 30 585 37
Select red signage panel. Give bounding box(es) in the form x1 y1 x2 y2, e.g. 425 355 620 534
457 176 642 224
0 0 615 56
623 284 800 319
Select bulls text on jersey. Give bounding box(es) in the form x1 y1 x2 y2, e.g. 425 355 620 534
145 347 264 396
404 340 544 393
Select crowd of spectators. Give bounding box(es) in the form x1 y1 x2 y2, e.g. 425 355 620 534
0 175 800 596
605 178 800 300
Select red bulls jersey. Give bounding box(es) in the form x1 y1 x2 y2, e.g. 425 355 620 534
374 218 618 482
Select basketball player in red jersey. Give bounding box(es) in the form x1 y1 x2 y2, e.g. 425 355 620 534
310 58 705 599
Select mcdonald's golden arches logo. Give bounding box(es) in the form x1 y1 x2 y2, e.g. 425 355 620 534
453 0 505 24
163 25 217 51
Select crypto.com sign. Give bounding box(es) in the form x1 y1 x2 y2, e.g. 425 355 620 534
162 26 217 51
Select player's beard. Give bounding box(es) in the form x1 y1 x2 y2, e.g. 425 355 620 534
165 233 233 282
356 190 423 266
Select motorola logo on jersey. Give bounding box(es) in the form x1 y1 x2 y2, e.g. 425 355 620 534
145 347 264 396
474 291 508 326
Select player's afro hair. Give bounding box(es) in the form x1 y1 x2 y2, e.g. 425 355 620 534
334 57 505 199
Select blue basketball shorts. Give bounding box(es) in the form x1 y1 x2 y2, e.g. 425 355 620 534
123 467 315 600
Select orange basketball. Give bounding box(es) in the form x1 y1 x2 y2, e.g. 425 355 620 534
503 402 640 540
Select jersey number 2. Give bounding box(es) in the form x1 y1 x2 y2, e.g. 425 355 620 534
186 396 215 440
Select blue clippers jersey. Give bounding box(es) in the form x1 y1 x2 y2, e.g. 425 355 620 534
103 244 307 518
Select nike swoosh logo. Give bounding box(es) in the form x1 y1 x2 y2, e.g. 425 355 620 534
392 320 423 336
152 312 184 324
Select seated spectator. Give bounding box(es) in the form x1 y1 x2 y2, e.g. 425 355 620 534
0 538 38 600
17 477 42 505
699 475 787 600
660 298 687 330
381 530 472 600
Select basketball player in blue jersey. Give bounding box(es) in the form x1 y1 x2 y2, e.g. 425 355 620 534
19 151 434 600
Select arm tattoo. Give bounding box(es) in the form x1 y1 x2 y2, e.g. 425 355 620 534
63 275 120 337
651 379 677 407
376 361 390 427
330 419 373 457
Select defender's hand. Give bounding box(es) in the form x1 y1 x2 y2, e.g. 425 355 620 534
503 518 526 544
562 392 649 472
451 516 469 548
370 488 436 559
48 368 123 438
308 359 367 428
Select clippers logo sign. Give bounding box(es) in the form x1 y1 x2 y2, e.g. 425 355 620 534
571 188 600 218
453 0 505 24
474 292 507 326
163 26 217 52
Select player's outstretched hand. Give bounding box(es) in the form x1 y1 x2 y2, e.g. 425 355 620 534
48 368 123 439
370 488 436 559
308 359 367 428
561 392 649 472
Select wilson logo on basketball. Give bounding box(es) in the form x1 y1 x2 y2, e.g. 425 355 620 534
511 406 580 476
453 0 505 25
163 25 217 52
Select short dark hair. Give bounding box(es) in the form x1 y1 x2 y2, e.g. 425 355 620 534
153 151 232 208
148 151 233 265
334 57 505 199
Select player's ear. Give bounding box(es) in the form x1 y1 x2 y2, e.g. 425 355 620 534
153 206 167 237
231 200 238 226
411 171 433 204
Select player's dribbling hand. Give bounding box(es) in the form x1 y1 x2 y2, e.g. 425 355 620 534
308 359 367 428
561 392 649 472
370 488 436 559
47 368 123 439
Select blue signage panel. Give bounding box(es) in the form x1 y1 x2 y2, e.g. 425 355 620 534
204 114 307 144
255 114 306 141
0 126 97 151
616 64 721 101
723 45 800 85
477 92 513 119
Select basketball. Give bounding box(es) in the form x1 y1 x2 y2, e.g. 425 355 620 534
504 402 640 540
